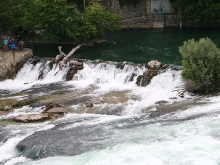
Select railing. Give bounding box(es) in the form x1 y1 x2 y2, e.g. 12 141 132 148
152 8 164 14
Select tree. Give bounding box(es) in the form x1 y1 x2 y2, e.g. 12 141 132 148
180 38 220 92
0 0 122 43
170 0 220 26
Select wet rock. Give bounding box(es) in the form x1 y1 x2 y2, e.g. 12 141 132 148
155 100 169 104
66 66 77 81
48 61 54 70
161 64 169 69
13 114 49 123
143 69 158 80
85 102 93 107
136 75 150 87
76 65 84 70
128 73 137 82
120 61 127 69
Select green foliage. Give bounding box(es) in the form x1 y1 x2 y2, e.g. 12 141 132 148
0 0 122 43
0 0 25 33
170 0 220 26
180 38 220 92
85 2 122 37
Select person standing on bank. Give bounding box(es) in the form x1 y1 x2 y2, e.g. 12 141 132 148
11 38 16 51
3 38 9 51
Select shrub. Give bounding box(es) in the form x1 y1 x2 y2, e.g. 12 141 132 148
179 38 220 92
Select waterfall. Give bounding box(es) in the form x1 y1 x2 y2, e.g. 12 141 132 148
2 58 220 165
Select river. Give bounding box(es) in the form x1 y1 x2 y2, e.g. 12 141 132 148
1 28 220 165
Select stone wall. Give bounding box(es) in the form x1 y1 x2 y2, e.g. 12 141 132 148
0 49 33 80
99 0 179 28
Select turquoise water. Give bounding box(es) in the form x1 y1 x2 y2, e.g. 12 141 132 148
33 27 220 65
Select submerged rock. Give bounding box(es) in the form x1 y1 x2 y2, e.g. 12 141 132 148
16 123 110 159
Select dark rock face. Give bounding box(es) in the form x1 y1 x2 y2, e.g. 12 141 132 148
66 66 77 81
136 75 150 87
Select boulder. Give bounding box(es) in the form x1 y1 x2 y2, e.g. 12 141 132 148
147 60 161 69
13 114 49 123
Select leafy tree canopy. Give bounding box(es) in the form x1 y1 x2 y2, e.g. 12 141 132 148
170 0 220 26
0 0 122 42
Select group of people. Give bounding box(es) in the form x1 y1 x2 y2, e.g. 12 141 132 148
3 35 24 51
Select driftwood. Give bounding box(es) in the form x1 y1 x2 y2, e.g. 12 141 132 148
55 39 106 70
56 45 82 70
55 46 66 63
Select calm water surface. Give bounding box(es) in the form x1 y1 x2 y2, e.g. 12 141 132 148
33 28 220 65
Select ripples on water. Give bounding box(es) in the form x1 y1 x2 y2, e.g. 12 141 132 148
33 28 220 65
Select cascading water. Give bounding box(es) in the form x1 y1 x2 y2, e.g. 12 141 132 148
0 58 220 165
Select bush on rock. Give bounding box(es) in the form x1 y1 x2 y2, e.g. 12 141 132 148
179 38 220 92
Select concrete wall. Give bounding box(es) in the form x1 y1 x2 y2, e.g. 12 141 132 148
0 49 33 80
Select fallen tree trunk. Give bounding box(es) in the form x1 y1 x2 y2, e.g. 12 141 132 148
59 45 81 70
